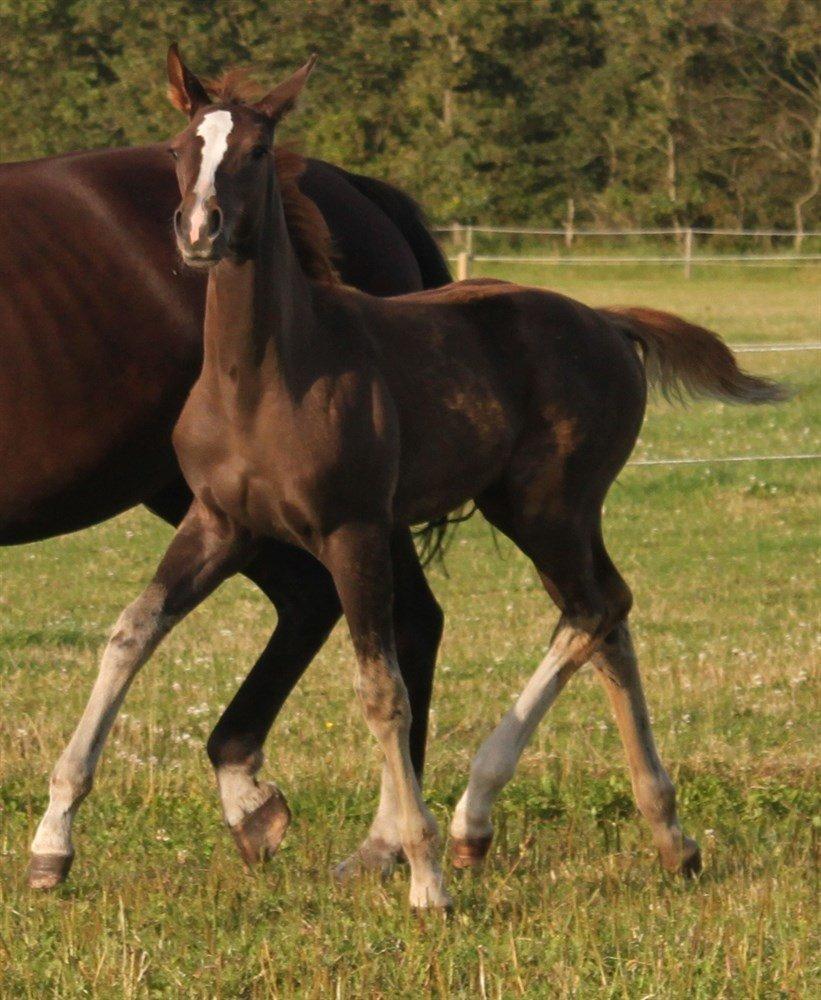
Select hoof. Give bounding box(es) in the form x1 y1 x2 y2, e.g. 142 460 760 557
28 852 74 890
410 882 453 911
230 783 291 868
450 833 493 869
333 838 401 883
660 835 702 878
680 836 702 878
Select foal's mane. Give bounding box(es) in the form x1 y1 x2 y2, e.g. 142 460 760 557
195 68 340 286
272 147 340 285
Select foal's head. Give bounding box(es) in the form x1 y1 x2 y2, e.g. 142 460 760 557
166 44 316 268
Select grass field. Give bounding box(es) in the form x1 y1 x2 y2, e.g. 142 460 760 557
0 267 818 998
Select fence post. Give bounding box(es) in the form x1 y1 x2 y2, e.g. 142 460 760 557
683 226 693 279
456 251 471 281
465 224 474 257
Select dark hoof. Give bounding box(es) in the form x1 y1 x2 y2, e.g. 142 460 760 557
660 836 702 878
451 834 493 869
230 783 291 868
680 837 702 878
28 852 74 890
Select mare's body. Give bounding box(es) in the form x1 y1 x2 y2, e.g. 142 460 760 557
0 144 446 540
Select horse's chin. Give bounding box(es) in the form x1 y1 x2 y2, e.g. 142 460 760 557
181 253 220 271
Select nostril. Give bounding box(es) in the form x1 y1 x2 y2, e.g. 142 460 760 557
208 208 222 237
174 209 183 236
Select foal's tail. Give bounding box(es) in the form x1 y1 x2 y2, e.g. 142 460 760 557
601 306 790 404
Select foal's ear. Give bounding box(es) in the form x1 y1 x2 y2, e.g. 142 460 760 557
254 54 318 121
167 43 211 117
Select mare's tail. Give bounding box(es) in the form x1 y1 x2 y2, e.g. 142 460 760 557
601 306 790 404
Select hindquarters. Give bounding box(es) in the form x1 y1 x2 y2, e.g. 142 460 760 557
509 291 649 503
469 292 649 621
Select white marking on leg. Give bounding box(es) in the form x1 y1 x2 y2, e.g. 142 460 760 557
451 618 592 844
31 585 171 859
357 652 449 908
190 110 233 242
216 761 272 828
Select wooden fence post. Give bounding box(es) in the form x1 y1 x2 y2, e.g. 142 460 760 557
683 226 693 279
456 251 470 281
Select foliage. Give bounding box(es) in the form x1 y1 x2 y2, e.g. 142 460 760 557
0 0 818 230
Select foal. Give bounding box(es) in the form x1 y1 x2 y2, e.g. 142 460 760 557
31 49 784 908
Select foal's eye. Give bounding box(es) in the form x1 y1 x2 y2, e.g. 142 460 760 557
168 148 179 161
250 145 268 160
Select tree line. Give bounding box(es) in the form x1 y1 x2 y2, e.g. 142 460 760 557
1 1 818 235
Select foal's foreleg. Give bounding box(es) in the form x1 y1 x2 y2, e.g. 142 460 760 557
591 623 701 876
324 524 449 909
29 502 248 889
335 529 443 880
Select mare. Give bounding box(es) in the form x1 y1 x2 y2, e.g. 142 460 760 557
0 70 452 885
29 49 786 908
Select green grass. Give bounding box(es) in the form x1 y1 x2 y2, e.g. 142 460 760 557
0 268 818 998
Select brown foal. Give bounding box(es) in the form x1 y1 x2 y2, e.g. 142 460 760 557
31 49 786 908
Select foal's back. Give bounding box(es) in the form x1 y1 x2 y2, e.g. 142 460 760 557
332 279 647 524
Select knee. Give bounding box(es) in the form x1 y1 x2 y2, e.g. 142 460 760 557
355 673 411 730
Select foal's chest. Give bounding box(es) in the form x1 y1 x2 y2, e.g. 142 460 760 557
172 385 299 541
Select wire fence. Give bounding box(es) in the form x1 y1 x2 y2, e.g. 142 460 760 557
435 225 821 278
626 452 820 469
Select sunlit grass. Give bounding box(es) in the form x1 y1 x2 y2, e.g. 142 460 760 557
0 269 818 997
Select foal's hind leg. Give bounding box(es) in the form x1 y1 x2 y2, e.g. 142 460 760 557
28 501 248 889
450 502 630 867
591 622 701 876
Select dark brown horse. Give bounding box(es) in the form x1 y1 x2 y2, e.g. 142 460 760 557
1 75 454 885
29 50 786 909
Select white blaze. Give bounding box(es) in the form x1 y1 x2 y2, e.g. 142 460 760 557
189 109 234 242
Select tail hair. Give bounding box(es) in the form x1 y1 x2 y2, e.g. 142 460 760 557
601 306 790 405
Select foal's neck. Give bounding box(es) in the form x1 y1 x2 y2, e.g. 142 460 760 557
203 161 314 395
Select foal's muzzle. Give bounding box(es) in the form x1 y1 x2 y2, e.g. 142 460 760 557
174 196 225 267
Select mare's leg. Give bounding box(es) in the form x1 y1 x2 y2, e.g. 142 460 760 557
323 523 449 909
591 619 701 875
28 501 249 889
205 542 340 864
335 529 443 878
450 490 631 866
